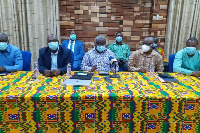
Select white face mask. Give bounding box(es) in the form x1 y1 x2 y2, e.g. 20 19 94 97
142 45 151 52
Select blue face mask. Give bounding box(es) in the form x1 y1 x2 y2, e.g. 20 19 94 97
186 47 196 55
96 45 106 52
70 34 76 40
48 42 59 50
0 42 8 51
116 36 122 42
153 43 157 48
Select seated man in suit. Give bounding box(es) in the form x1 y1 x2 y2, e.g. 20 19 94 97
128 37 164 72
62 30 85 71
108 31 130 71
0 33 23 73
173 37 200 78
81 35 118 72
38 34 72 77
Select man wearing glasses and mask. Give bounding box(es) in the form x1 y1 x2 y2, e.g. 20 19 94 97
38 34 72 77
128 37 164 72
0 33 23 73
81 35 118 72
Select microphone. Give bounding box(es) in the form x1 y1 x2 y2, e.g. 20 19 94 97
109 56 120 78
109 56 117 65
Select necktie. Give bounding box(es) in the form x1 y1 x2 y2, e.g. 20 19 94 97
70 41 73 51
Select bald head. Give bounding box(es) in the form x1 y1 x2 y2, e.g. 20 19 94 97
47 34 58 43
143 37 154 45
0 33 8 42
186 37 198 47
95 35 106 46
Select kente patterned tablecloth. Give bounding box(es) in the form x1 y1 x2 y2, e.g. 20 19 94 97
0 71 200 133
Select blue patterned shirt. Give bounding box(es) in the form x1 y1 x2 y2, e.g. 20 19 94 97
81 48 118 71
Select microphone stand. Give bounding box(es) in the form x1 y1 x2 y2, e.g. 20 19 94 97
110 62 120 78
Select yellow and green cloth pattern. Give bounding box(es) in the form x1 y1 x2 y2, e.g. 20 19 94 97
0 71 200 133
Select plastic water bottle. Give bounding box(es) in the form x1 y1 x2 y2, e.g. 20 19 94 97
33 62 39 79
149 63 155 78
66 63 71 77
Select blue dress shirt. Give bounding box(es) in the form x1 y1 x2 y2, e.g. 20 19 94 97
51 47 59 70
0 44 23 72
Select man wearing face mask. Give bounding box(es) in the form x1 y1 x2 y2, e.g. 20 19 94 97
81 35 118 72
108 32 130 71
128 37 164 72
62 30 84 71
173 37 200 78
0 33 23 73
38 34 72 77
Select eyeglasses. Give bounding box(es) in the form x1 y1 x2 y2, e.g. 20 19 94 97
143 43 153 46
96 42 106 45
48 40 58 43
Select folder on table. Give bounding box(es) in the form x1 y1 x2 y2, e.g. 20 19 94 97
70 72 94 80
157 73 179 83
62 79 92 86
62 72 94 86
0 72 8 76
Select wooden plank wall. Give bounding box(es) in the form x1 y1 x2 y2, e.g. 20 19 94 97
59 0 169 52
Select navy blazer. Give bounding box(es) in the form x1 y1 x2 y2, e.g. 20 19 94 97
38 45 72 75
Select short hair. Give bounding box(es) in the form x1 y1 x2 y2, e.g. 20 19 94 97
186 37 198 45
95 35 106 43
153 37 159 43
47 34 58 42
69 30 75 34
0 33 8 41
115 31 123 36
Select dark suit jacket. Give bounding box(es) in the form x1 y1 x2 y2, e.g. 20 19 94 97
38 45 72 75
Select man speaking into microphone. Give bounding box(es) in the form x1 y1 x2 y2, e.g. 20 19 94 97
81 35 118 72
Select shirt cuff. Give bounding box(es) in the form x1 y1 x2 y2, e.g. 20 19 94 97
4 66 17 72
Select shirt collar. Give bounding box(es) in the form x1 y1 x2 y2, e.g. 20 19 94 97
140 49 157 56
94 47 107 54
114 42 124 46
69 40 75 43
51 46 59 55
1 44 11 53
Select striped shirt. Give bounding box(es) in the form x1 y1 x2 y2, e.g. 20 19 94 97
128 49 164 72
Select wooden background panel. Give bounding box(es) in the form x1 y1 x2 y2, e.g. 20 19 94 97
59 0 169 52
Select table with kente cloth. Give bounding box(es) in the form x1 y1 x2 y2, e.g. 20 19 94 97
0 71 200 133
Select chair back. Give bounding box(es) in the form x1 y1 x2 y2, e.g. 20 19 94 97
21 51 31 71
168 54 176 72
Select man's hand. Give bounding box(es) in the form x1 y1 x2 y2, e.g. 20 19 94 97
122 60 127 63
52 69 61 76
0 66 6 72
191 71 200 78
91 66 97 72
139 67 146 73
118 60 122 65
44 70 53 77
